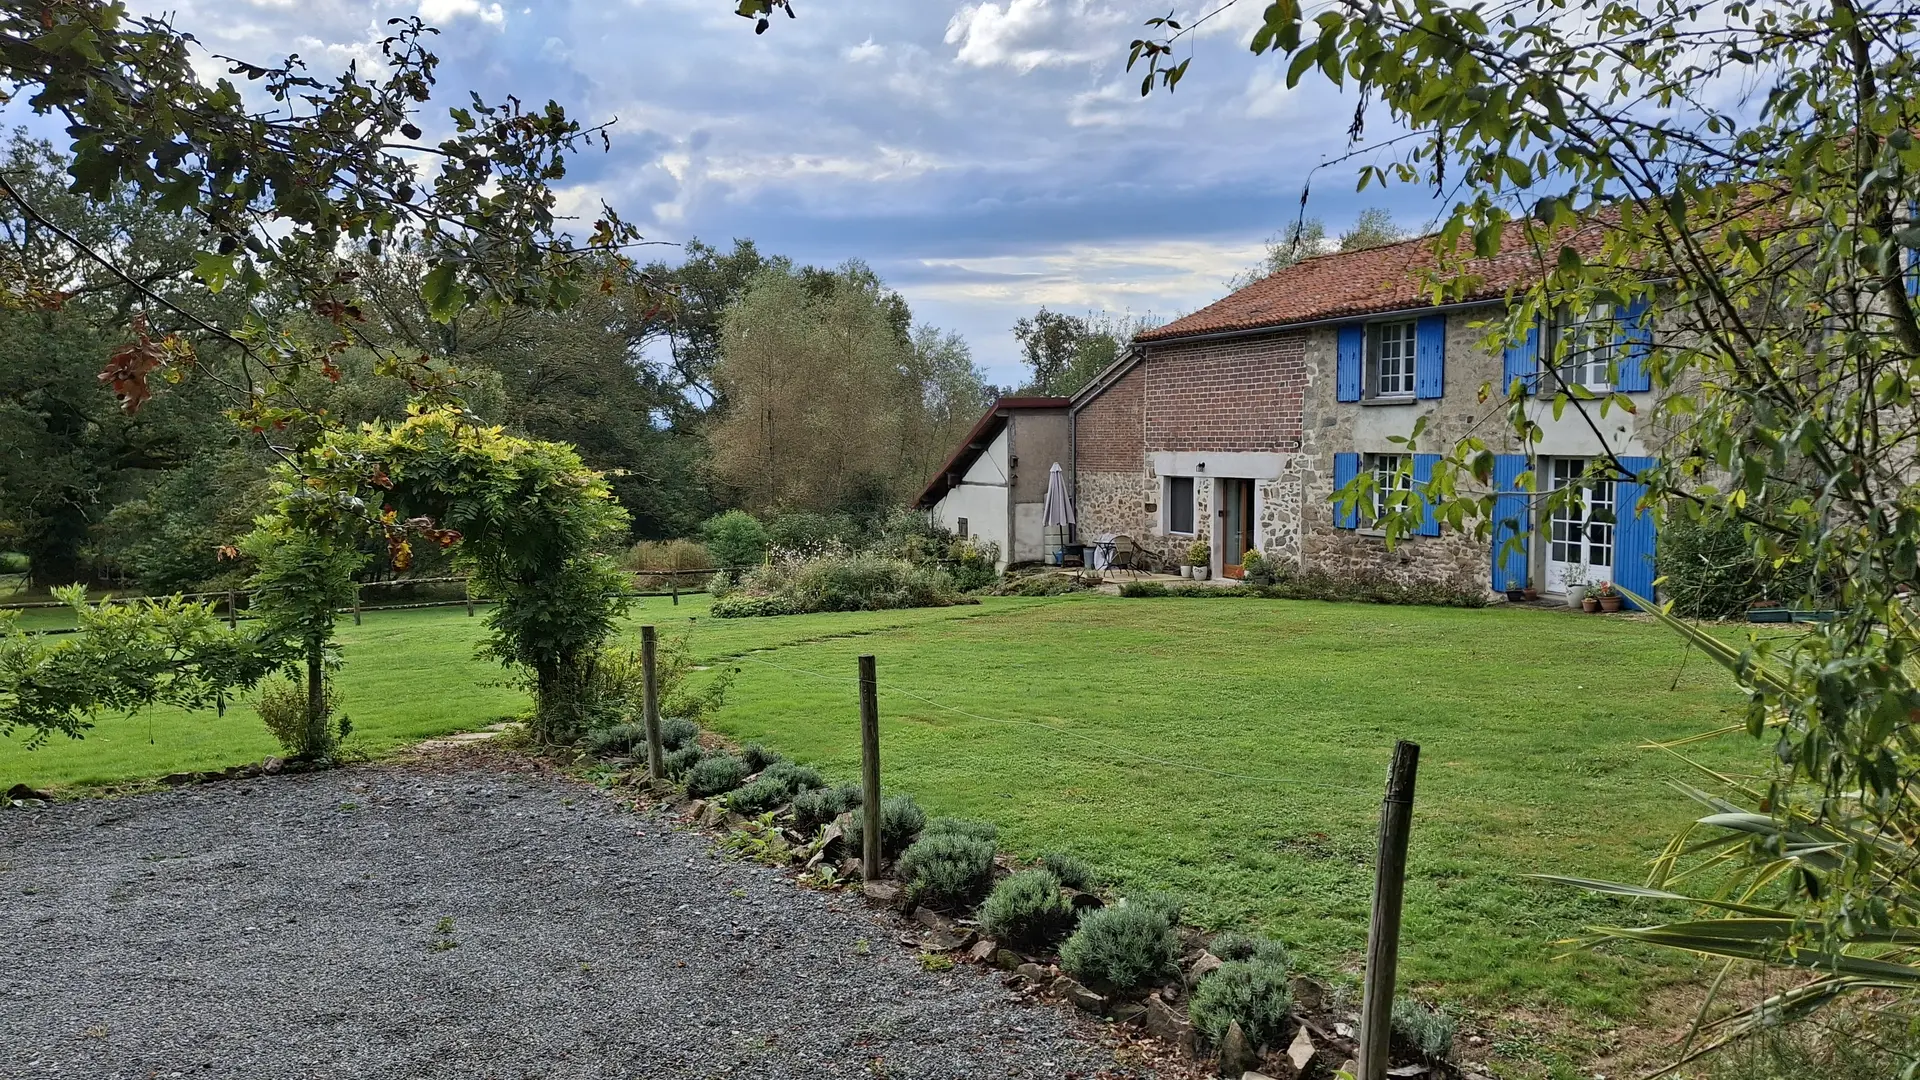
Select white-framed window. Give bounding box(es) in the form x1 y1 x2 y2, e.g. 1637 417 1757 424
1551 303 1615 390
1367 453 1408 525
1369 320 1418 398
1164 475 1196 534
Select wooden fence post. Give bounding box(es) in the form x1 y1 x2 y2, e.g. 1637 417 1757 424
226 590 238 630
671 575 679 606
1358 739 1421 1080
463 579 474 617
859 654 882 878
641 625 664 783
352 585 362 626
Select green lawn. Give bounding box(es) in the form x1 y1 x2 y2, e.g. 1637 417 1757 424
1 591 1761 1043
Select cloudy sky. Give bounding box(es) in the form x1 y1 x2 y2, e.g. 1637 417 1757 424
58 0 1443 383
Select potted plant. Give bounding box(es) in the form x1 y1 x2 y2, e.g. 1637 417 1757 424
1503 577 1526 603
1564 565 1589 609
1188 539 1211 580
1523 581 1539 601
1591 581 1622 613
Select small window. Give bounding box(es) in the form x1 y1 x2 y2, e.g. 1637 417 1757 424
1367 453 1409 525
1369 321 1418 398
1165 476 1195 534
1551 303 1615 390
956 517 968 539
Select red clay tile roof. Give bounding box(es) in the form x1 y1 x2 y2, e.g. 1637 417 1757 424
914 397 1070 509
1138 221 1606 342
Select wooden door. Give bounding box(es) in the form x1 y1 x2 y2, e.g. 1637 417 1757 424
1221 479 1256 578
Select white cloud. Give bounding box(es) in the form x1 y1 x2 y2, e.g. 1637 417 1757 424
843 37 887 62
944 0 1123 73
910 236 1267 315
418 0 505 26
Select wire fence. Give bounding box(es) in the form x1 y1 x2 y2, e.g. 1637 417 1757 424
726 650 1384 798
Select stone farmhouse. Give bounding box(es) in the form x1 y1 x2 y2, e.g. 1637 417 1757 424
1064 233 1665 604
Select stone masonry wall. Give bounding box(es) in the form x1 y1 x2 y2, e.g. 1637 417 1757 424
1297 308 1525 593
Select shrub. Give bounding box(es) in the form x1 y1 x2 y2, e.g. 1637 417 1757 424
1208 931 1289 966
741 742 784 772
700 510 769 571
727 775 797 814
663 744 705 779
1042 852 1096 891
1118 581 1168 598
1060 900 1179 990
710 550 970 618
583 722 647 758
980 869 1076 951
0 551 27 575
792 784 858 831
685 753 750 798
757 760 825 797
764 511 859 554
896 832 997 909
923 816 997 843
1189 956 1293 1048
582 631 733 737
1129 890 1186 924
992 572 1099 597
1241 549 1282 587
1187 539 1210 566
1390 998 1456 1061
660 716 700 752
254 672 349 759
709 594 798 618
623 538 712 572
946 538 1001 592
842 793 926 858
1655 512 1815 618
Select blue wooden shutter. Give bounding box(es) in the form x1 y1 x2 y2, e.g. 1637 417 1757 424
1501 324 1539 396
1614 298 1652 392
1332 452 1360 529
1613 455 1658 609
1490 454 1531 591
1336 325 1364 402
1412 454 1441 536
1414 315 1446 399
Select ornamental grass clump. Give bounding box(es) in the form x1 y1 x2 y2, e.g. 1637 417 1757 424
896 832 997 909
1041 852 1095 891
1060 898 1179 990
980 869 1077 952
842 793 927 858
1188 955 1293 1049
685 753 749 798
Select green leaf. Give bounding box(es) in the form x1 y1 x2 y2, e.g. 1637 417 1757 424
421 261 467 323
194 251 236 294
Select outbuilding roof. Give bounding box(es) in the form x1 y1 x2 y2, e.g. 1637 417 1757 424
913 397 1070 509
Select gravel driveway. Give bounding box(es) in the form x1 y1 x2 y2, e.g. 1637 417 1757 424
1 760 1145 1080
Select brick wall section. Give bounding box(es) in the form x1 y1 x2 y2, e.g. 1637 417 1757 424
1075 363 1145 473
1143 335 1305 453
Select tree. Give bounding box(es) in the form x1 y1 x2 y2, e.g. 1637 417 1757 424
1126 0 1920 1058
709 267 909 513
639 237 786 415
1011 308 1150 397
899 325 991 488
1336 207 1405 251
1227 217 1328 289
1 1 655 436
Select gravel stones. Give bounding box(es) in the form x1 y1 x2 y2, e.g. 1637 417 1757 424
1 764 1147 1080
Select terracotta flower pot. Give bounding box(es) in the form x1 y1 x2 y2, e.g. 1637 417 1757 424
1523 587 1539 601
1582 596 1600 613
1600 595 1623 613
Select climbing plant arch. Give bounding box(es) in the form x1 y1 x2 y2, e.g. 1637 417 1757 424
254 405 631 744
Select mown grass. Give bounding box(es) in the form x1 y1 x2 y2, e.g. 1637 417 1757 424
1 590 1763 1040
